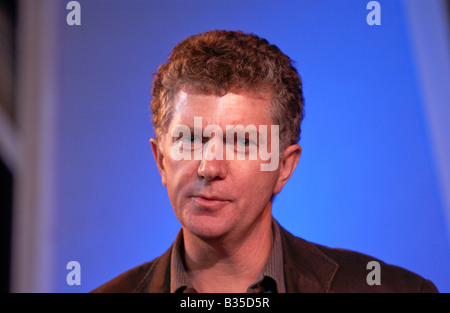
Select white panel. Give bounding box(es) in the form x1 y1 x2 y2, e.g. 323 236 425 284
404 0 450 242
10 0 60 292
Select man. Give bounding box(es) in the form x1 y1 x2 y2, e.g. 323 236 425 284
93 30 438 293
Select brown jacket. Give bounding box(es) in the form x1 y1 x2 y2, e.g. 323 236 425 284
92 225 438 293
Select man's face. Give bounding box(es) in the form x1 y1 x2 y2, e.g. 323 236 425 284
153 90 292 241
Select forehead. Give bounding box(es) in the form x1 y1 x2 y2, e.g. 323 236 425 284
169 90 274 127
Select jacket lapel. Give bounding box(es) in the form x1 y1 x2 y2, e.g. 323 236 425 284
279 224 339 293
134 247 172 293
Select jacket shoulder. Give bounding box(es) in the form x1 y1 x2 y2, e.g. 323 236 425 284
278 224 437 293
91 248 172 293
314 243 438 293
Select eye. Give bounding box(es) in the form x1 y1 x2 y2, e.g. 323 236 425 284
181 135 201 143
238 138 250 146
235 136 257 148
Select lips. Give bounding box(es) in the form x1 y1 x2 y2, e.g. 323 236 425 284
193 194 229 201
191 194 230 209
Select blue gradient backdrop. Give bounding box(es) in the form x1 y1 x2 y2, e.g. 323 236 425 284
52 0 449 292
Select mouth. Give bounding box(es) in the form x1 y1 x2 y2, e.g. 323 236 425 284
191 195 231 210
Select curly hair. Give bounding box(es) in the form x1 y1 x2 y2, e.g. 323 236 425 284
150 30 304 151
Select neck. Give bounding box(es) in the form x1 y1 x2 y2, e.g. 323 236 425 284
182 205 273 293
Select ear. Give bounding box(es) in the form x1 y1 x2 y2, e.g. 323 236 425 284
273 144 301 195
150 137 167 187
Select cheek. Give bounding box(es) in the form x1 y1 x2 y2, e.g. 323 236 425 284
234 165 280 205
164 158 198 202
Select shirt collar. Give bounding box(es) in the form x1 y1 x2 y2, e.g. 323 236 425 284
170 218 285 293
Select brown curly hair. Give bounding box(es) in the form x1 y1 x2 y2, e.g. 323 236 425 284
150 30 304 151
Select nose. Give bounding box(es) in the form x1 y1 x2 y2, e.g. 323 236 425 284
197 142 228 181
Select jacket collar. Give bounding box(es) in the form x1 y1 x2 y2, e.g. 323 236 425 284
277 222 339 293
137 247 172 293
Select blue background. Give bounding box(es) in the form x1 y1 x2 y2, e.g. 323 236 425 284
52 0 450 292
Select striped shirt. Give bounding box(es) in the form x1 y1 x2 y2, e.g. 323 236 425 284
170 218 286 293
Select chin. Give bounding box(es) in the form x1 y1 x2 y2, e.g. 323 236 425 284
181 213 235 240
